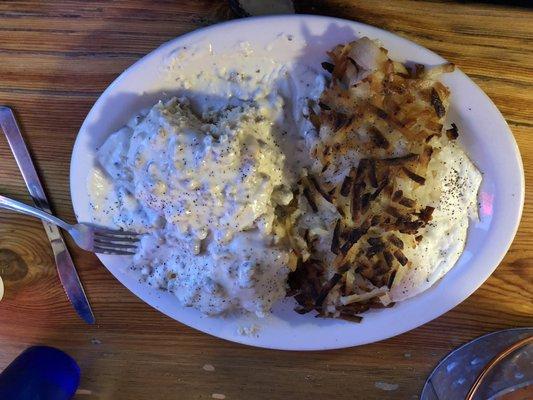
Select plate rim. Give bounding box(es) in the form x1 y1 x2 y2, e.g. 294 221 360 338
70 14 525 350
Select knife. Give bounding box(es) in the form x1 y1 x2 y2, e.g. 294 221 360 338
0 106 94 324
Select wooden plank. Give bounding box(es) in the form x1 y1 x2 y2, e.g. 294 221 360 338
0 1 531 399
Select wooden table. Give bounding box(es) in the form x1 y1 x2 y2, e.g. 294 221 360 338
0 1 531 399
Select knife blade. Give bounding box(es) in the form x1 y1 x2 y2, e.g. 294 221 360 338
0 106 94 324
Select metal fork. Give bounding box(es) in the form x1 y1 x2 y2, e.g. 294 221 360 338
0 194 139 255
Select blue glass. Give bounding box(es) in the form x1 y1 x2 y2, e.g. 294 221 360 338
0 346 80 400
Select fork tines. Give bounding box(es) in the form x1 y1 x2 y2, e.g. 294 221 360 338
93 229 140 255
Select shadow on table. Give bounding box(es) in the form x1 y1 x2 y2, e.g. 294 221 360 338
453 0 532 7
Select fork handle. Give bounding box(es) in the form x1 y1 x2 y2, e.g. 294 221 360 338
0 194 71 231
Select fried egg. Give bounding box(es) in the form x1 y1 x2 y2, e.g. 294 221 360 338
390 141 482 301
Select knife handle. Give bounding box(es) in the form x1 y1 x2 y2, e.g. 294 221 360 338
0 107 52 213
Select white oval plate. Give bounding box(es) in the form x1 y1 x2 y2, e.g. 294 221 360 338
70 15 524 350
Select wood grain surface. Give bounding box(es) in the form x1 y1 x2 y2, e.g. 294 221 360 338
0 1 531 399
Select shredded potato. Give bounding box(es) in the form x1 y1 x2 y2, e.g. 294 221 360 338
287 37 458 322
340 286 389 305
